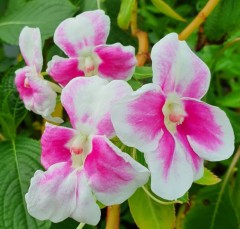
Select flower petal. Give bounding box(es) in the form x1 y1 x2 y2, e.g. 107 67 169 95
15 67 57 117
19 26 43 72
61 76 132 137
41 123 75 169
111 84 165 152
54 10 110 57
151 33 210 99
84 135 149 205
47 56 84 86
145 129 195 200
178 98 235 161
94 43 136 81
70 171 101 225
25 162 100 225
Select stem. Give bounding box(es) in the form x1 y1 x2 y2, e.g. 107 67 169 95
178 0 220 40
131 0 149 66
210 146 240 229
106 205 120 229
142 185 183 205
76 223 85 229
96 0 101 9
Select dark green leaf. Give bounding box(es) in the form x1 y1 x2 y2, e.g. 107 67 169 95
0 0 76 45
0 137 51 229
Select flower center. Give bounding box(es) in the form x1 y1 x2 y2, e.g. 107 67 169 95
23 66 43 88
68 134 90 169
162 94 186 133
78 49 101 77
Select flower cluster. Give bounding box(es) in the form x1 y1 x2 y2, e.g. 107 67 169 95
15 10 234 226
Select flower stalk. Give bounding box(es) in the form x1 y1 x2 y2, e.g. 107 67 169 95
178 0 220 40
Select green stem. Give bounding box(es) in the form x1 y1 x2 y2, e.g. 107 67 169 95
142 185 182 205
210 146 240 229
76 223 85 229
97 0 101 9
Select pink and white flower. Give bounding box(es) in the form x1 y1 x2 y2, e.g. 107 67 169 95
15 27 58 121
111 33 234 200
25 76 149 225
47 10 136 86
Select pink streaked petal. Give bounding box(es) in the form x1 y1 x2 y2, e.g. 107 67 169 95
41 123 75 169
151 33 210 99
61 76 132 137
94 43 136 81
70 171 101 225
54 10 110 57
25 162 77 223
144 129 194 200
19 26 43 72
111 84 165 152
25 163 100 225
15 67 57 117
178 98 234 161
47 56 84 86
176 133 204 180
84 135 149 205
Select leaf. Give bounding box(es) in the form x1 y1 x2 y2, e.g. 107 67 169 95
0 65 28 129
151 0 186 22
128 79 143 90
202 0 240 42
195 167 221 186
129 188 175 229
216 90 240 108
0 137 51 229
0 0 76 45
133 66 153 80
182 184 239 229
177 192 189 203
117 0 135 30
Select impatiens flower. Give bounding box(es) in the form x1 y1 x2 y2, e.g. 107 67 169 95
15 27 60 122
111 33 234 200
47 10 136 86
25 76 149 225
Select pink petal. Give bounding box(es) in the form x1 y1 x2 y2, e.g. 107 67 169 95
61 76 132 137
94 43 136 81
25 162 100 225
54 10 110 57
151 33 210 99
111 84 165 152
84 135 149 205
145 129 199 200
47 56 84 86
178 98 234 161
19 26 43 72
15 67 57 117
41 123 75 169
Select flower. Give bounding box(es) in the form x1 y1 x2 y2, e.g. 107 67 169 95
25 76 149 225
15 26 59 121
110 33 234 200
47 10 136 86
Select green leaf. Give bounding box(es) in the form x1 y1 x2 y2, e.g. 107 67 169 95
117 0 135 30
128 79 143 90
151 0 186 22
216 90 240 108
177 192 189 203
129 188 175 229
182 184 239 229
202 0 240 42
0 0 76 45
133 66 153 80
0 65 28 130
0 137 51 229
195 167 221 186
